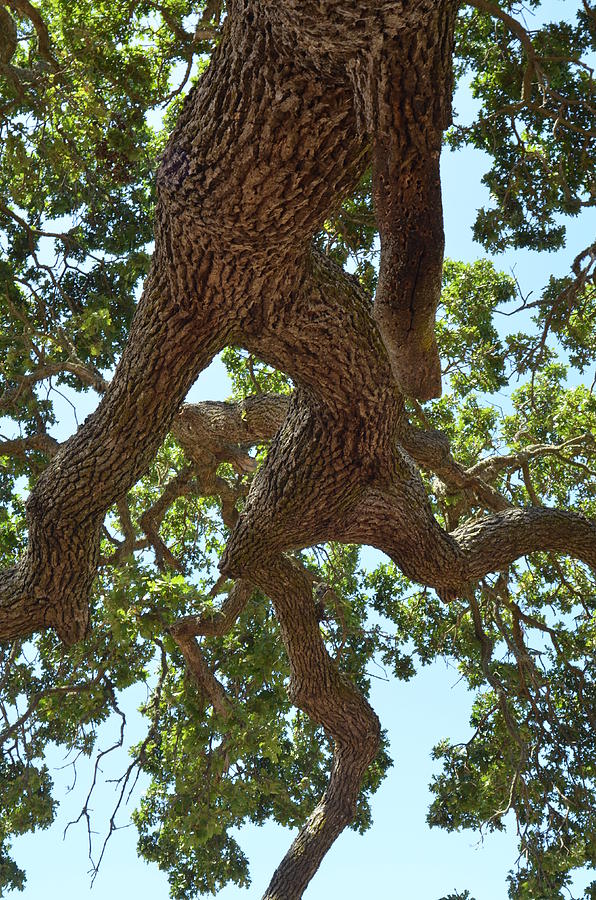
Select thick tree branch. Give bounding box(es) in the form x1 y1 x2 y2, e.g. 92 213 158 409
453 508 596 581
253 558 380 900
0 258 229 642
0 432 59 459
0 0 460 643
348 3 457 399
171 557 380 900
173 394 289 475
398 421 512 512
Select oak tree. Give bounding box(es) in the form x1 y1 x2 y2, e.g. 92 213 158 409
1 0 596 897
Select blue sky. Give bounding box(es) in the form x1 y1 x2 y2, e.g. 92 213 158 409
5 2 594 898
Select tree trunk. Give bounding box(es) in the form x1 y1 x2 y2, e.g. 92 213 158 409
2 2 596 896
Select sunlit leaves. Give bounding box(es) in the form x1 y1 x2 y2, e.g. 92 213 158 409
0 0 218 442
451 3 596 254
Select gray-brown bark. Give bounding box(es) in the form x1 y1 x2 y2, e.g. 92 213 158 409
245 558 381 900
2 2 596 896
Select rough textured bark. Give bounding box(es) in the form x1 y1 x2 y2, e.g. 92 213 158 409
2 2 596 896
348 2 456 399
251 559 381 900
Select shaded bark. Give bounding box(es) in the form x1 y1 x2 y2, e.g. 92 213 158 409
348 2 456 399
0 257 227 642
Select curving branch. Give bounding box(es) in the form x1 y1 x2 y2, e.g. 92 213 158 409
452 507 596 582
171 633 232 720
172 394 289 475
398 421 512 513
467 0 543 97
170 579 254 640
169 580 254 718
0 0 463 642
170 560 380 900
0 255 230 642
102 396 289 571
252 558 380 900
0 360 108 415
0 432 60 459
467 432 596 481
136 466 198 571
6 0 57 67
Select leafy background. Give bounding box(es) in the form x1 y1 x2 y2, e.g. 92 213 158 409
1 1 596 898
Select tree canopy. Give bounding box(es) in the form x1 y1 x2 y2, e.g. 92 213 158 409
0 1 596 898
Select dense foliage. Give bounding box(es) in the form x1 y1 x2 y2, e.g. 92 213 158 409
1 1 595 898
